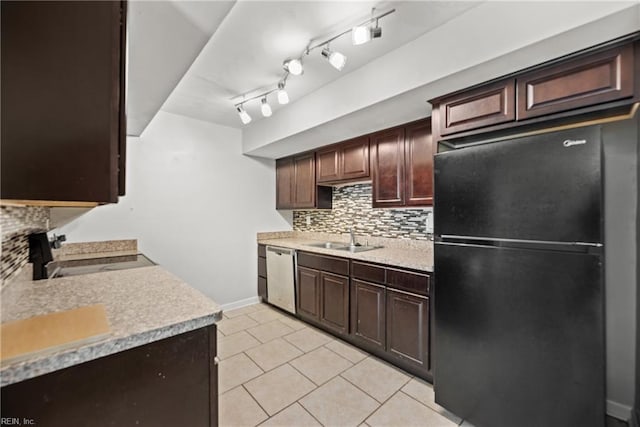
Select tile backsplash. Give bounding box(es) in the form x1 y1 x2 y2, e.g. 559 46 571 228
1 206 50 286
293 183 432 240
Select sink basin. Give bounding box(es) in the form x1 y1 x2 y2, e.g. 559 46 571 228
304 242 349 249
336 245 383 253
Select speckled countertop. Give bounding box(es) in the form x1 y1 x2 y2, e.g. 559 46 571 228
1 266 222 387
258 231 433 272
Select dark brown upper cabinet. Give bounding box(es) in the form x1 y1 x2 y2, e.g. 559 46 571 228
371 119 434 208
437 79 516 136
371 126 405 208
517 43 635 120
430 36 639 141
405 120 434 206
316 136 370 184
1 1 127 205
276 153 331 209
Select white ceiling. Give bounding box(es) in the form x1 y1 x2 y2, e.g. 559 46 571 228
126 0 235 136
159 1 479 129
127 1 640 156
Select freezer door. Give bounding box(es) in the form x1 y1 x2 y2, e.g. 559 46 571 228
434 126 602 244
434 242 604 427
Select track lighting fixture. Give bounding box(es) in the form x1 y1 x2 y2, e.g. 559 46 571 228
283 58 303 76
277 82 289 105
261 97 272 117
322 47 347 71
236 105 251 124
231 7 395 125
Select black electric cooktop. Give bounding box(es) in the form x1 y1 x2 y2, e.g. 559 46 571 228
48 254 156 278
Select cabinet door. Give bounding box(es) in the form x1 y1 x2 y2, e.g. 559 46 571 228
386 290 429 371
276 158 294 209
316 147 340 183
293 153 316 208
404 120 433 206
371 126 405 208
1 1 126 203
341 136 370 181
517 43 634 120
297 266 320 321
319 272 349 335
437 79 515 136
351 280 386 351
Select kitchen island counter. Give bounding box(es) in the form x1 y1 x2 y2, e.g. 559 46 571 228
1 265 222 387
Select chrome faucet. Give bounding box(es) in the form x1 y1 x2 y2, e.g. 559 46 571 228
349 228 356 247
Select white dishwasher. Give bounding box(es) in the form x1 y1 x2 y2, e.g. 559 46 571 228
265 246 296 314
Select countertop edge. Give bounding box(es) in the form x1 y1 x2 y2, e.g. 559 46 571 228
0 312 220 387
258 237 433 272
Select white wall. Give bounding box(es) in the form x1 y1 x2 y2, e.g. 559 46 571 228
54 111 292 306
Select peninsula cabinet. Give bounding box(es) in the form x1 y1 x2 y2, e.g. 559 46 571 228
276 154 332 209
371 118 434 207
316 136 370 184
296 252 350 336
1 326 218 427
1 1 127 204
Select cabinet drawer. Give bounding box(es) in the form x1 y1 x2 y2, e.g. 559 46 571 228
351 261 386 285
258 257 266 278
258 245 266 257
297 252 349 276
517 44 634 120
439 79 515 136
386 268 430 296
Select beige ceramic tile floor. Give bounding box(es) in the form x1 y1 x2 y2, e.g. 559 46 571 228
218 303 465 427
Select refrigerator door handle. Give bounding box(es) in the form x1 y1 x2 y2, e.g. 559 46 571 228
436 235 603 254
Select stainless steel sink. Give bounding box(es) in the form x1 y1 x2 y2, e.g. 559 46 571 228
304 242 349 249
336 245 383 253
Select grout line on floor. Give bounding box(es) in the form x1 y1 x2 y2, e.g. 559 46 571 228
241 383 271 424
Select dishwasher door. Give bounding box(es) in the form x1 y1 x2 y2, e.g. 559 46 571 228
265 246 296 314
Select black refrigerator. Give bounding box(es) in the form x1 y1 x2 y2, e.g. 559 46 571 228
433 126 605 427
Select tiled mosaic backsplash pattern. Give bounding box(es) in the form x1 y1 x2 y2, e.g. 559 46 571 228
1 206 50 286
293 184 431 240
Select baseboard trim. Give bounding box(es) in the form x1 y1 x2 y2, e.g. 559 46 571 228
220 296 261 312
607 399 632 422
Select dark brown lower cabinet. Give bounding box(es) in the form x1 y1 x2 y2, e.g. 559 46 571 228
319 272 349 335
351 280 386 351
386 289 429 371
0 325 218 427
297 266 321 321
258 245 267 302
297 265 349 335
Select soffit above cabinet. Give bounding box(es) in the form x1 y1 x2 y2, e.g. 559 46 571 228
126 1 235 136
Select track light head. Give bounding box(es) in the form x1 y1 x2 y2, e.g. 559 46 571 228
283 58 303 76
321 47 346 71
260 97 272 117
236 105 251 124
352 25 371 45
277 82 289 105
371 21 382 39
